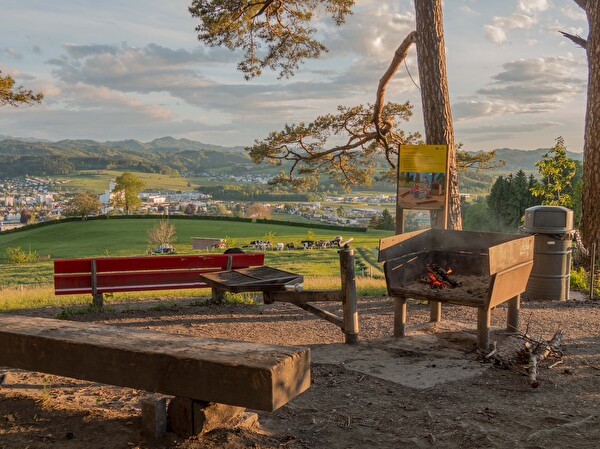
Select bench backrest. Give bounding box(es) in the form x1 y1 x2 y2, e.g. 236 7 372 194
54 253 265 295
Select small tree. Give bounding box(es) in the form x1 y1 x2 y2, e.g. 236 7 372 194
223 235 238 249
71 191 101 218
263 231 276 243
111 172 145 214
19 209 32 224
246 203 271 219
5 247 38 264
379 209 395 231
147 220 177 249
184 203 198 215
530 137 577 207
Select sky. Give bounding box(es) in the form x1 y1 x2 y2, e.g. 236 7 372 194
0 0 589 152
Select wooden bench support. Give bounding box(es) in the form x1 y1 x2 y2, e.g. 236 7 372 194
0 315 310 414
167 397 246 437
142 398 167 439
263 248 359 344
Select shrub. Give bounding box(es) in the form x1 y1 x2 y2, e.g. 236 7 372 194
5 247 38 264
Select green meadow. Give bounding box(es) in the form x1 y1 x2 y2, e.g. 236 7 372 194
0 218 391 310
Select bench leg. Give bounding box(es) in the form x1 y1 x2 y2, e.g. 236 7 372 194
92 293 103 308
393 297 407 338
430 300 442 322
211 288 226 304
167 397 245 437
477 307 491 350
142 398 167 439
507 295 520 332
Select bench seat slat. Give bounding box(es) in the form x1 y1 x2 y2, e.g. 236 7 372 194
54 254 265 274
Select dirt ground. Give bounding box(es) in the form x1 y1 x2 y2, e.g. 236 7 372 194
1 294 599 449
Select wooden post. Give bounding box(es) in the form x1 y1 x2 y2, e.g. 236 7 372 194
430 301 441 322
91 260 103 308
507 295 520 332
339 248 359 344
477 307 491 350
393 297 407 338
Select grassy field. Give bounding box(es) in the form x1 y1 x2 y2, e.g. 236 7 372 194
0 218 390 309
59 170 204 193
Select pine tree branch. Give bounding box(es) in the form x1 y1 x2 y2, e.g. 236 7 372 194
373 31 417 132
560 30 588 49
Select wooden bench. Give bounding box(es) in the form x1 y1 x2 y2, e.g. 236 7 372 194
0 315 310 436
54 253 265 307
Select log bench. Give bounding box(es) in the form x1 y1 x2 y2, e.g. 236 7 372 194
54 253 265 307
0 315 310 437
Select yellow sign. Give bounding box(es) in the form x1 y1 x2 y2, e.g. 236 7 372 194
399 145 448 173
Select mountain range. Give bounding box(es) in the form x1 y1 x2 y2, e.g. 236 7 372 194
0 135 584 183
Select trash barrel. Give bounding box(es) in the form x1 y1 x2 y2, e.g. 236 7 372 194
521 206 574 301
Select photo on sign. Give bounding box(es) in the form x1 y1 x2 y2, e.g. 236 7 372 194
397 171 446 210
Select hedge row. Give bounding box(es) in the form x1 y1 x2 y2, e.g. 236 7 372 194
1 214 367 235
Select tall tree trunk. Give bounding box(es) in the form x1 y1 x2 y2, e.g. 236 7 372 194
582 2 600 248
414 0 461 229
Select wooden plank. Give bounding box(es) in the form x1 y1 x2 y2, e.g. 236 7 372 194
378 229 430 262
386 288 486 307
488 236 534 275
54 254 265 274
296 303 344 328
0 315 310 412
54 269 226 294
488 261 533 309
266 290 344 303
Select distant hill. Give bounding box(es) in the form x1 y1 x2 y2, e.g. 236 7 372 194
0 137 254 178
0 135 585 188
487 148 583 174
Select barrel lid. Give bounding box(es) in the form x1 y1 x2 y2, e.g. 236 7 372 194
522 205 574 234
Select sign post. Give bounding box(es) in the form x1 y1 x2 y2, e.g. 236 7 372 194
395 144 449 233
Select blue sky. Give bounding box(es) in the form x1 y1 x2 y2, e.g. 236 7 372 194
0 0 588 152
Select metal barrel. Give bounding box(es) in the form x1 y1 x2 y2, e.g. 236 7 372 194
524 234 572 301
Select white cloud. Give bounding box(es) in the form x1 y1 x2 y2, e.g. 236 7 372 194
484 14 534 44
561 5 587 21
475 55 586 111
459 5 479 16
518 0 549 14
484 25 507 44
1 48 23 59
453 100 510 120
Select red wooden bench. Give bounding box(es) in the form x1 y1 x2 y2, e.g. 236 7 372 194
54 253 265 307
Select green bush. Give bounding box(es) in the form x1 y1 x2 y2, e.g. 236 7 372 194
5 247 39 264
570 266 600 297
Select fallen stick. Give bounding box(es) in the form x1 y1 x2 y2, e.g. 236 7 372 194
520 330 563 387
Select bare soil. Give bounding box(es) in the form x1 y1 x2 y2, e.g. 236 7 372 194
1 294 600 449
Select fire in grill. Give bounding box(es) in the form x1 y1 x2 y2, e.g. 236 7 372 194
422 264 460 289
